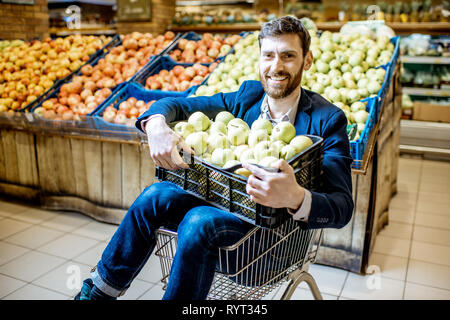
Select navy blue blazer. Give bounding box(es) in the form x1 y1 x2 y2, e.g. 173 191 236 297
136 80 354 230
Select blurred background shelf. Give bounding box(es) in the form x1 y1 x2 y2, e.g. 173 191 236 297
402 87 450 97
401 56 450 64
400 119 450 160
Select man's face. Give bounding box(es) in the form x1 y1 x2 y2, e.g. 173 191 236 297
259 33 311 99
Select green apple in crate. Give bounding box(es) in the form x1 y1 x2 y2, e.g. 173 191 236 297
185 132 209 156
248 129 270 148
207 132 230 151
271 122 296 144
253 141 278 161
290 136 313 153
188 111 211 131
250 118 272 135
215 111 235 125
174 122 195 139
211 148 235 167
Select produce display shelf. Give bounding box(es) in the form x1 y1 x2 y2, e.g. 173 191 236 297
170 22 450 35
401 56 450 65
402 87 450 97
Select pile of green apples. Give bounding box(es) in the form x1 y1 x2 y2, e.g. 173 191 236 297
302 30 393 140
190 32 260 97
173 111 313 177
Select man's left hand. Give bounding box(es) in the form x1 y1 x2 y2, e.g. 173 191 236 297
243 159 305 211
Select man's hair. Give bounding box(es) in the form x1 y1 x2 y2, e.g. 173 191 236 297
258 16 311 57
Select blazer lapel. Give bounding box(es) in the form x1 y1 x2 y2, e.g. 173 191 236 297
294 88 312 135
244 95 265 125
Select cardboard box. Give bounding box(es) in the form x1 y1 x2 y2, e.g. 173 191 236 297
412 101 450 123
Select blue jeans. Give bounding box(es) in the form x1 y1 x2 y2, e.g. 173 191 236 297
92 181 253 300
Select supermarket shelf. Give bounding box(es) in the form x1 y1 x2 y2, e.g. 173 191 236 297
169 21 450 35
49 27 117 36
400 119 450 160
402 87 450 97
401 56 450 65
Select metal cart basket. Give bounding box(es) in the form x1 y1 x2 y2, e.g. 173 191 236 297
154 218 324 300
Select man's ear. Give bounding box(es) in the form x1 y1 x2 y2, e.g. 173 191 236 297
303 50 313 71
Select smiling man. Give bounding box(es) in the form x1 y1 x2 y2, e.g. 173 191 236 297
75 16 354 301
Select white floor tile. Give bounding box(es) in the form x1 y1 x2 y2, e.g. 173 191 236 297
138 283 165 300
32 261 93 297
37 233 99 260
389 194 416 211
416 200 449 217
0 218 32 240
413 225 450 247
404 282 450 300
415 212 450 231
0 201 31 217
406 259 450 291
0 251 66 282
118 279 155 300
372 235 411 258
40 211 92 232
10 208 59 224
297 264 348 297
377 221 413 240
0 274 27 299
417 191 449 206
397 180 419 194
289 287 338 300
3 225 64 250
72 241 108 267
410 241 450 267
0 241 30 266
388 207 415 225
2 283 70 300
368 252 408 281
135 253 164 285
71 220 119 241
340 272 405 300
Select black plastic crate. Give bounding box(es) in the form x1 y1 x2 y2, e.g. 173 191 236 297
156 134 323 229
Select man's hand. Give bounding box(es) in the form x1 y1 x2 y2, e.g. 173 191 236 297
145 117 193 170
242 159 305 210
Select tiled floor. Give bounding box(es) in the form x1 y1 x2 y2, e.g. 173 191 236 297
0 156 449 300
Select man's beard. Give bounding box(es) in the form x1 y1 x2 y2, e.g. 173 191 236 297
260 63 304 99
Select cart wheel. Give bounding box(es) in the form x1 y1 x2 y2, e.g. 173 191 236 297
280 269 323 300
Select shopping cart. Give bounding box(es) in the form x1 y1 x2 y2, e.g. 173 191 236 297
154 217 324 300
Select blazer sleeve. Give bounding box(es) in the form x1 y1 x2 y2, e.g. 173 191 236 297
135 90 239 134
301 109 354 230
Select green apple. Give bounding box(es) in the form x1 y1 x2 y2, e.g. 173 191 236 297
271 122 296 144
367 80 381 94
290 135 313 153
259 156 279 168
239 148 254 162
280 145 299 161
233 144 249 160
215 111 235 125
350 101 366 112
211 148 235 167
253 141 278 161
227 125 249 146
174 122 195 139
185 131 209 155
248 129 270 148
234 168 252 178
207 132 230 151
188 111 210 132
201 152 211 163
223 159 241 169
352 110 369 124
227 118 250 131
209 121 227 135
272 140 286 157
251 118 272 135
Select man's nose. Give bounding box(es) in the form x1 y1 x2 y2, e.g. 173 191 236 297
270 55 284 73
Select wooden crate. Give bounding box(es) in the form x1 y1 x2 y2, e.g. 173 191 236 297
315 160 375 273
0 129 40 201
34 133 156 224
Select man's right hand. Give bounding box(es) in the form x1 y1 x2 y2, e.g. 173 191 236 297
145 116 193 170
